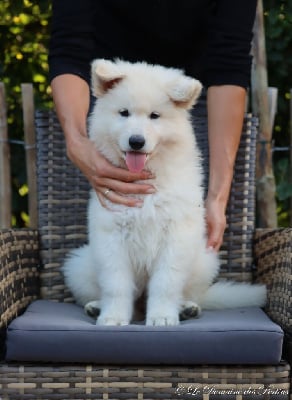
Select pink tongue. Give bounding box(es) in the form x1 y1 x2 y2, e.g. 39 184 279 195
125 152 147 173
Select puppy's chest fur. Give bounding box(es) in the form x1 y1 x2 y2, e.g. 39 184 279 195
100 193 173 270
115 195 170 249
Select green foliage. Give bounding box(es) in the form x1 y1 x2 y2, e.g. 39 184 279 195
274 157 292 227
0 0 52 226
0 0 52 106
264 0 292 143
264 0 292 225
275 158 292 199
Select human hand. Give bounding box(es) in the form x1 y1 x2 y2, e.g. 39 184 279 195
205 195 227 252
67 134 155 207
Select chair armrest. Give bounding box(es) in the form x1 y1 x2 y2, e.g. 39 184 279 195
0 229 40 330
254 228 292 335
254 228 292 363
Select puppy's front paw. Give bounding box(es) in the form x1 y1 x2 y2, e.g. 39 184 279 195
96 314 130 326
146 313 179 326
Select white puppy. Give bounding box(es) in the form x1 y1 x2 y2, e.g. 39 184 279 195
63 59 266 326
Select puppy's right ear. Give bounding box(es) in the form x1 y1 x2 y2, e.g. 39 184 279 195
167 76 202 110
91 59 125 97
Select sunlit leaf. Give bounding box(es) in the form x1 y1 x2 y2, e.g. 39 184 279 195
32 4 40 15
20 211 30 225
24 0 33 7
33 73 46 83
19 184 29 197
9 26 22 34
18 13 30 24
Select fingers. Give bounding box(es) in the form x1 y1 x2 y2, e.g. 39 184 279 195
93 176 155 196
205 196 227 252
206 217 226 252
97 187 144 208
94 159 155 189
67 137 155 207
103 162 154 184
206 224 225 252
94 177 156 208
90 155 156 207
206 215 225 251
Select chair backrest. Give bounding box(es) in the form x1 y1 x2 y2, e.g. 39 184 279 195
35 104 257 302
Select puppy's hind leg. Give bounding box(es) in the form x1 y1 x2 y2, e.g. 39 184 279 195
62 245 101 307
84 300 101 318
179 301 201 321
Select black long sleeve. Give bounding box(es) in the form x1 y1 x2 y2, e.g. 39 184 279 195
49 0 257 89
49 0 96 84
203 0 257 88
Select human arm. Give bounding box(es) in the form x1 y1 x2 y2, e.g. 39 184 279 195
206 85 246 251
203 0 257 250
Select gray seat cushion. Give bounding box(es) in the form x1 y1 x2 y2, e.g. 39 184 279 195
6 300 283 364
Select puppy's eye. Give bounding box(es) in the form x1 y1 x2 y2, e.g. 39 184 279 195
149 112 160 120
119 109 130 117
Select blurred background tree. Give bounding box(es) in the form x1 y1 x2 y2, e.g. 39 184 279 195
0 0 52 226
0 0 291 226
263 0 292 226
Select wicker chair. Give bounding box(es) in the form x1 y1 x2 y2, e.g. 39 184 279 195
0 100 291 400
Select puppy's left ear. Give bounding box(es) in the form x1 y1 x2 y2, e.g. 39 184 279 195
91 59 125 97
167 77 202 109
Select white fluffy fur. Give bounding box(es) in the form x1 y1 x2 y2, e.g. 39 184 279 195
63 59 266 326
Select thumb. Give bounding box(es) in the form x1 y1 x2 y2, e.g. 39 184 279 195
206 221 223 252
207 237 220 253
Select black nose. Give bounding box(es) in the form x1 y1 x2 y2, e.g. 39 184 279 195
129 135 145 150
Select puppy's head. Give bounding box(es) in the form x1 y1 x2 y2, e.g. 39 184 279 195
90 59 202 172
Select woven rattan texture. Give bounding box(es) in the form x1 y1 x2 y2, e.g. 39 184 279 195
36 111 90 301
36 108 257 302
255 228 292 335
0 229 39 330
0 362 290 399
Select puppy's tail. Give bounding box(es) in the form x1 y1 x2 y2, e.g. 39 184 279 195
201 281 267 310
